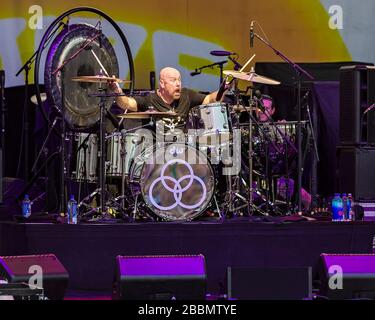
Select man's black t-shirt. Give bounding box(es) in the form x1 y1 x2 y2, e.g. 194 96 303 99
133 88 206 122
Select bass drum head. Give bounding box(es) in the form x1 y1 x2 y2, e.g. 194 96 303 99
133 143 215 221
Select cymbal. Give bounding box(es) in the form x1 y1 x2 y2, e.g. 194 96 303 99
230 105 259 113
30 93 47 105
117 111 179 119
223 70 280 85
71 75 131 84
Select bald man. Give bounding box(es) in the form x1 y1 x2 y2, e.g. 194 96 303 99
110 67 219 128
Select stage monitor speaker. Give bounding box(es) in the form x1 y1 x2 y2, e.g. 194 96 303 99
227 267 312 300
337 146 375 200
113 255 206 300
0 254 69 300
339 65 375 145
320 254 375 300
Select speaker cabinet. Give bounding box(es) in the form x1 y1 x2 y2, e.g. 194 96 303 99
0 254 69 300
227 267 312 300
320 254 375 300
339 65 375 145
337 146 375 200
113 255 206 300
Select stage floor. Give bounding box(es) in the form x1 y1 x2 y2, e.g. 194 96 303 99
1 219 375 295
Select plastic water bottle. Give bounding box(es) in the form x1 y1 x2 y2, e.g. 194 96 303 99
342 193 348 221
331 193 344 221
67 195 78 224
347 193 354 221
22 194 32 218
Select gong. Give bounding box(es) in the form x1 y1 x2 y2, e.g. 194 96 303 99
44 23 119 129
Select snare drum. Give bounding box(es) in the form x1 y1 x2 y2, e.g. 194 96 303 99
71 133 98 182
187 102 231 147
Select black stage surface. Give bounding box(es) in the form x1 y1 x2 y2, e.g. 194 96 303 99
1 219 375 295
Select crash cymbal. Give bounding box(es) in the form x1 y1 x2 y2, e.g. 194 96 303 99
223 70 280 85
30 93 47 105
118 111 179 119
71 75 131 83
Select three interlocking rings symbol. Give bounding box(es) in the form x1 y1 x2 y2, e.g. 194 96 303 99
149 159 207 211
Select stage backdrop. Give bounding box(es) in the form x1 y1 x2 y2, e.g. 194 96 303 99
0 0 374 92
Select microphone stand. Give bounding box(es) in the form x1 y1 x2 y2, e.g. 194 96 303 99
192 61 227 84
0 71 5 204
252 31 315 213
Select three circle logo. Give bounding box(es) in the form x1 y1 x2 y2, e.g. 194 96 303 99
148 159 207 211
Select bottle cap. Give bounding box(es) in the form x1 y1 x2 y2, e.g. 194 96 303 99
24 194 29 199
70 195 75 200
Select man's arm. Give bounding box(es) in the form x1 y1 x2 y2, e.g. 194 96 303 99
109 81 138 112
202 91 219 104
202 79 231 104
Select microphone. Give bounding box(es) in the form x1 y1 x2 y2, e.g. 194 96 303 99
190 69 201 76
250 21 254 48
150 71 155 90
0 70 5 93
228 56 243 71
210 50 236 56
254 89 262 99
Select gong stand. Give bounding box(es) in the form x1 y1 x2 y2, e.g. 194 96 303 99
51 35 100 214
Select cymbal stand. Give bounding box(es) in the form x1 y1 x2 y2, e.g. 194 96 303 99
225 82 269 215
234 93 280 215
82 82 111 217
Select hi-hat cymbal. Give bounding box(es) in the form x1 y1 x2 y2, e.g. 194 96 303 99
71 75 131 83
30 93 47 105
223 70 280 85
118 111 179 119
230 105 259 113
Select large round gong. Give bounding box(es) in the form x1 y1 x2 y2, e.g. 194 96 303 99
45 23 119 129
138 144 215 221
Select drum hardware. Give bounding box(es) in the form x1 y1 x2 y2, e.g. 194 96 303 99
30 93 47 105
190 60 227 83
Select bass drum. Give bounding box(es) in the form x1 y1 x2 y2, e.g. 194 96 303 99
129 143 215 221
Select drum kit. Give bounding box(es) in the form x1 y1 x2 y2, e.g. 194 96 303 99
60 68 307 222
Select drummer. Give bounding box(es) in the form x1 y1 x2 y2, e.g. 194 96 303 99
109 67 221 130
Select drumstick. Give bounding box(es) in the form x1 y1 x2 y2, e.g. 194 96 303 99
240 54 256 72
90 49 110 77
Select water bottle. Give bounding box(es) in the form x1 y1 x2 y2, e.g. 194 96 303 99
331 193 344 221
67 195 78 224
342 193 348 221
347 193 354 221
22 194 32 218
